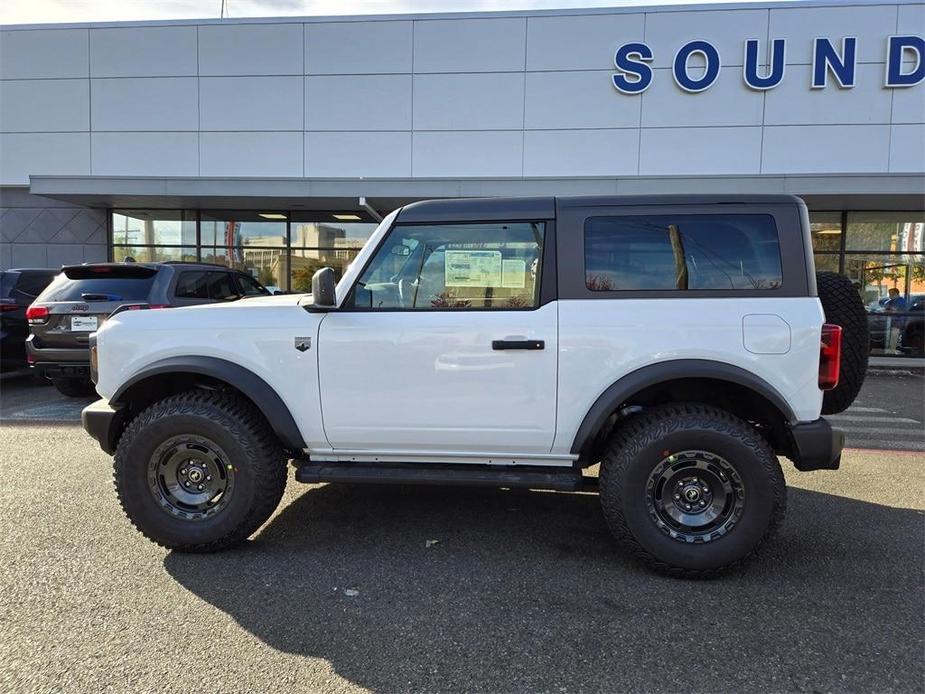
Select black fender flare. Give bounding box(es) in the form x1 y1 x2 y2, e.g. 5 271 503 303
569 359 797 456
111 356 306 451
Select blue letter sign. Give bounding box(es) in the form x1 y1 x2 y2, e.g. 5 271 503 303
886 35 925 87
673 40 721 92
612 42 653 94
744 38 786 90
812 37 857 88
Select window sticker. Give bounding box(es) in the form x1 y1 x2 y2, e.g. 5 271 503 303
501 259 527 288
445 250 503 287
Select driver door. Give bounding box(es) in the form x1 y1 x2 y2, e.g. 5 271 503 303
317 219 557 456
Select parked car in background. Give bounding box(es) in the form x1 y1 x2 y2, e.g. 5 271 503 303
1 268 59 373
27 262 270 397
898 295 925 356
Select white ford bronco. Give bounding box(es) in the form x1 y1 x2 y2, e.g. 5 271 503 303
82 195 868 577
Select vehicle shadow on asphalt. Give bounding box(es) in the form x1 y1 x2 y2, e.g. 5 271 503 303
164 484 924 692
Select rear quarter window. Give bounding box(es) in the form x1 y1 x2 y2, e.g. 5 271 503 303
584 214 783 292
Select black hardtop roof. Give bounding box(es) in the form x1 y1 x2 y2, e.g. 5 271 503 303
396 194 804 223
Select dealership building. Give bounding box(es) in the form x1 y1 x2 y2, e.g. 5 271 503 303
0 0 923 353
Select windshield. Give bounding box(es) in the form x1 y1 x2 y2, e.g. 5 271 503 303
334 208 401 301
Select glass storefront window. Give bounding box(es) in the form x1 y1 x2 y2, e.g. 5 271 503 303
847 255 925 357
288 248 361 292
814 253 840 273
846 211 925 255
112 246 197 263
112 210 196 247
810 211 842 253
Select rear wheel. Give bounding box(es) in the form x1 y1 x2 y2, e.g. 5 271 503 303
52 378 95 397
114 390 287 552
599 403 786 578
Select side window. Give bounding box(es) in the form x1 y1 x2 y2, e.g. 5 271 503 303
236 273 269 296
350 222 544 310
16 271 56 298
208 272 241 301
584 214 783 291
175 271 211 299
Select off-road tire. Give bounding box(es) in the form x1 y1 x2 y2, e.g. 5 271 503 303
599 403 786 578
114 390 287 552
52 377 95 397
816 270 869 415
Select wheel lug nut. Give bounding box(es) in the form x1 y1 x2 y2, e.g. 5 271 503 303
180 469 187 476
206 476 212 481
674 494 681 500
184 481 190 487
685 504 691 510
197 484 203 490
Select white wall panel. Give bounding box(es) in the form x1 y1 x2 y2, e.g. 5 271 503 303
0 80 89 133
525 13 645 71
640 126 762 174
768 5 898 64
200 77 302 131
306 131 412 177
0 133 90 183
642 67 764 127
644 9 768 68
200 132 303 177
90 26 197 77
306 21 412 74
414 18 526 73
890 124 925 172
413 73 524 131
762 125 891 173
525 71 639 129
524 129 639 176
307 75 411 131
891 83 925 124
199 23 302 76
91 78 198 131
0 29 88 79
897 3 925 34
412 131 522 176
91 132 198 176
764 64 892 125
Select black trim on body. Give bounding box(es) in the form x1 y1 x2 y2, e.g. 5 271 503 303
570 359 798 456
110 356 306 451
788 418 843 471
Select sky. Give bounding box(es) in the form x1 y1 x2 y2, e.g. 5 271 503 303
1 0 790 25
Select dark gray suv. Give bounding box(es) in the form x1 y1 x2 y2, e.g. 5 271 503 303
27 262 271 396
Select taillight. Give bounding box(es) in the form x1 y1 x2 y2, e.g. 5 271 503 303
26 305 49 324
819 323 842 390
149 304 170 309
0 300 18 313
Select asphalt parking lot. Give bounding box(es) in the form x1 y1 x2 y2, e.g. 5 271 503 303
1 372 923 692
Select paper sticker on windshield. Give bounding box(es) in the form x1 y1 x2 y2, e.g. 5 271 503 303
501 259 526 288
445 250 503 287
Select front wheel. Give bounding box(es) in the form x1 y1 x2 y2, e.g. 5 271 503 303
114 390 287 552
599 403 786 578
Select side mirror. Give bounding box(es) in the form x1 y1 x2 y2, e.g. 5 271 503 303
310 267 336 309
391 244 411 257
273 290 285 296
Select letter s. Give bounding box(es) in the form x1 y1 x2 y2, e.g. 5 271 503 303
613 42 653 94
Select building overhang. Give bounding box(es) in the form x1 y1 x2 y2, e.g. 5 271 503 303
27 173 925 213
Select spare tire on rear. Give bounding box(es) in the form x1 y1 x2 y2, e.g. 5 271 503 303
816 271 869 414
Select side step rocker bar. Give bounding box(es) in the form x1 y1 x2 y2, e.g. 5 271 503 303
294 462 597 492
